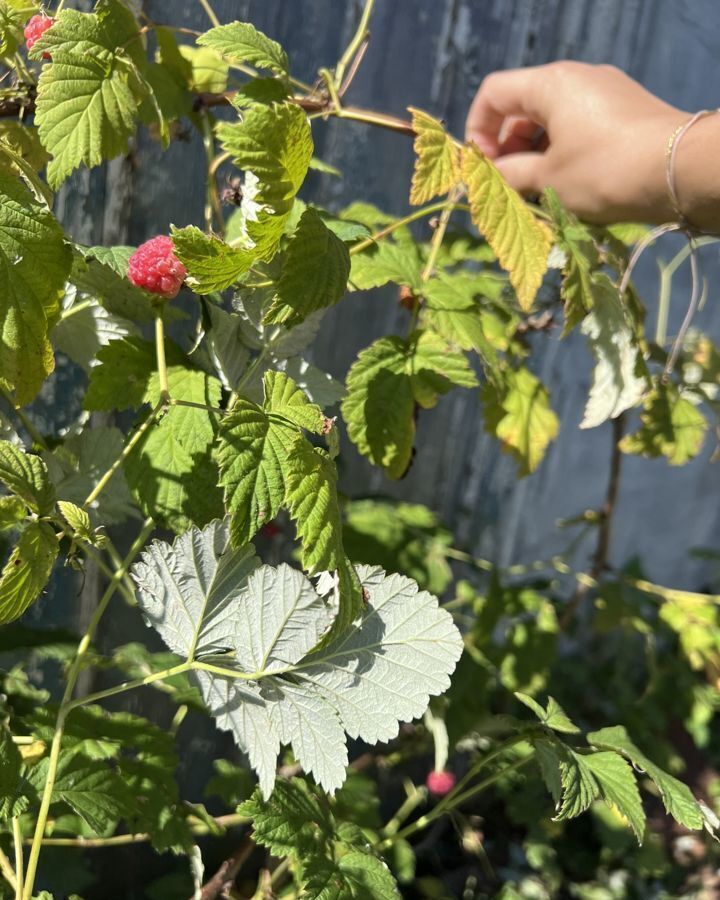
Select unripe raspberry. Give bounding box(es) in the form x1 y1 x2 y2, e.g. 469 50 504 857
128 236 187 299
24 15 54 57
426 769 456 797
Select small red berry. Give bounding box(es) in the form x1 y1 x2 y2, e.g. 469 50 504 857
128 236 187 299
261 521 282 539
426 769 456 797
24 15 54 58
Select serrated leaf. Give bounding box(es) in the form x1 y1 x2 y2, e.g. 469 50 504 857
198 300 250 391
0 441 54 514
278 358 345 408
461 143 551 311
217 102 312 260
619 384 706 465
0 724 29 821
582 751 646 842
342 337 414 479
264 370 324 433
27 753 131 834
0 521 58 624
70 246 158 322
0 1 38 57
556 749 599 820
134 534 462 796
580 274 647 429
349 239 423 292
482 367 558 475
410 330 478 407
264 208 350 326
198 21 289 74
238 778 334 857
285 440 344 573
534 738 562 806
587 725 703 830
0 495 25 530
125 370 224 533
31 3 144 187
304 851 401 899
52 293 138 371
408 107 460 205
58 500 93 541
171 225 253 294
44 426 137 526
0 167 72 404
516 693 580 734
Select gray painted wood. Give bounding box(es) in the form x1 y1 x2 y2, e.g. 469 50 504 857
119 0 720 588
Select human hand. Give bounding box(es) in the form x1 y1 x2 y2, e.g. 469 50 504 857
465 62 689 225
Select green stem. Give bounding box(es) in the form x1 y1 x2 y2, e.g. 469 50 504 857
82 403 162 510
0 848 16 894
64 662 192 712
12 819 22 900
381 783 427 837
335 0 376 88
201 110 224 234
227 348 270 410
420 189 460 283
349 201 469 256
22 520 154 900
59 299 93 321
54 0 67 13
377 753 533 850
319 67 341 111
0 387 48 450
196 0 221 28
154 312 170 404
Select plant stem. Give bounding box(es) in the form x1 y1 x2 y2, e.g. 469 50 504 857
22 520 154 900
349 201 470 256
54 0 67 13
201 110 224 234
335 0 376 88
12 819 22 900
82 403 162 511
196 0 221 28
0 387 47 450
0 848 16 894
154 312 170 404
227 348 269 410
421 188 461 283
333 105 414 135
64 662 192 712
377 753 533 849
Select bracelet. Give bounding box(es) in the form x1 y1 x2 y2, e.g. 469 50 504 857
665 108 720 229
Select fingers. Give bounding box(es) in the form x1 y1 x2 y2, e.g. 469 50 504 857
494 152 547 196
465 65 555 157
497 117 548 156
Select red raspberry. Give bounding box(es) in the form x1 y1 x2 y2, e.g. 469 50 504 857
24 15 54 57
128 236 187 299
261 521 282 538
426 769 456 797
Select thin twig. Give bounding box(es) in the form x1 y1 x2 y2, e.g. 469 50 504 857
561 414 625 627
196 837 255 900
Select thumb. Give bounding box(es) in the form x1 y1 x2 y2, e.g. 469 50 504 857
493 152 547 196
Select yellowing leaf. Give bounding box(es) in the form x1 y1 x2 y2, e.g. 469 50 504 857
461 143 551 311
408 108 460 205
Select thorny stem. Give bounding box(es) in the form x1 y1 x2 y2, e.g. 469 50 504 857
561 414 625 627
22 520 154 900
334 0 376 88
196 0 221 29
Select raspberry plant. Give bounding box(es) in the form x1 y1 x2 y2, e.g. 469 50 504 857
0 1 718 898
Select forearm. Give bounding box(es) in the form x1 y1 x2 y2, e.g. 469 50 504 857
674 113 720 232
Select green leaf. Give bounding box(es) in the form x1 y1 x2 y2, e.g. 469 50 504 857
125 370 224 533
408 108 460 206
178 44 228 93
0 168 72 404
0 495 26 531
580 274 647 429
44 426 137 526
0 521 58 624
587 725 703 830
0 1 38 56
0 724 29 821
422 272 499 370
284 440 343 573
582 751 646 843
556 748 598 820
31 3 145 187
264 208 350 326
482 368 558 475
52 294 137 372
516 693 580 734
57 500 93 541
84 337 167 411
264 370 325 433
543 188 599 334
238 778 334 857
233 77 292 108
619 384 707 466
70 245 158 322
198 21 289 74
216 102 313 260
461 143 551 311
304 851 401 899
349 239 423 292
27 753 131 835
410 330 479 407
133 530 462 797
0 441 54 514
171 225 253 294
342 337 414 479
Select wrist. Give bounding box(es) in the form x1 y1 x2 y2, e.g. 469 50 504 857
672 111 720 232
